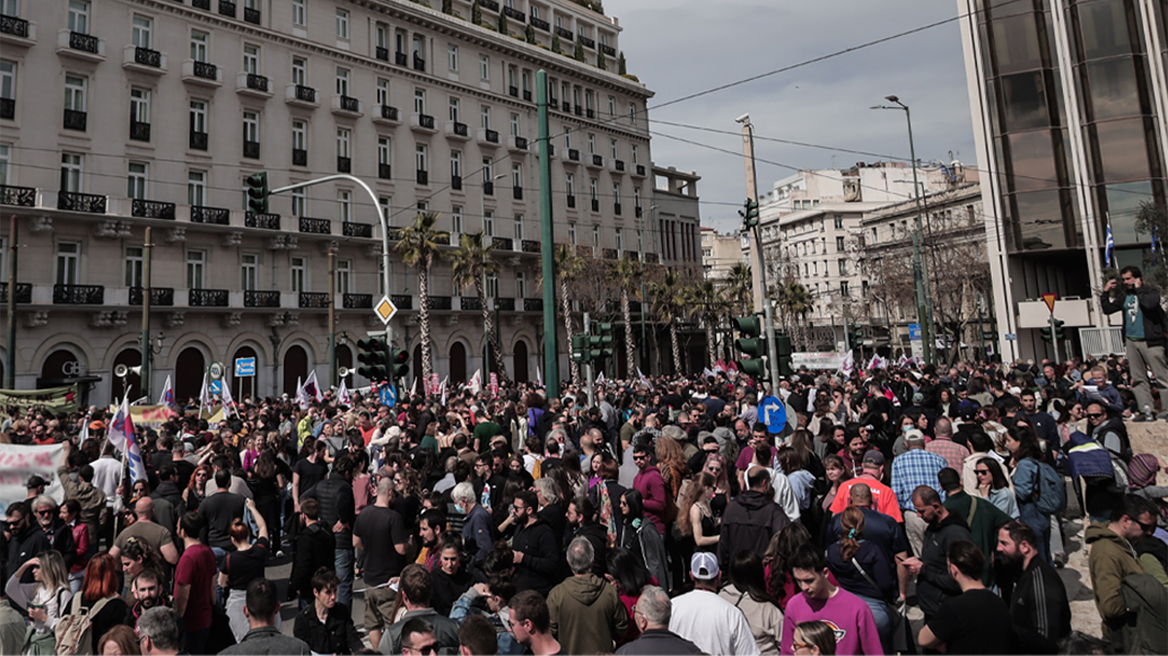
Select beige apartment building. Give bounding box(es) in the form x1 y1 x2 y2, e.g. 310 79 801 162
0 0 677 404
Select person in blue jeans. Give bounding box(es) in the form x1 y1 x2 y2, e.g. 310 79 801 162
1007 429 1053 564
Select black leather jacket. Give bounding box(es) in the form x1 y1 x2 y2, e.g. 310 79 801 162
304 472 355 549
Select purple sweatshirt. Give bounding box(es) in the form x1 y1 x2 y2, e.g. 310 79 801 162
781 587 882 655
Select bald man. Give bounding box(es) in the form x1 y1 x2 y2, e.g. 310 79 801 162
110 497 180 565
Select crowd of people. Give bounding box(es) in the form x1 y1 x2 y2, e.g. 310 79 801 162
1 349 1166 655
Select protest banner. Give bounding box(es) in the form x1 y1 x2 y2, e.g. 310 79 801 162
0 444 65 514
0 385 80 414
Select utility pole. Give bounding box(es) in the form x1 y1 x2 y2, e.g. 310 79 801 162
583 311 594 408
5 216 15 388
536 70 560 398
328 248 336 387
140 227 153 399
737 114 781 390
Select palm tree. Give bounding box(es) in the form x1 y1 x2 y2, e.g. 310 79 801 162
684 280 730 368
396 211 449 386
774 280 814 348
724 262 753 316
609 256 642 376
554 244 585 385
649 269 685 374
449 230 508 385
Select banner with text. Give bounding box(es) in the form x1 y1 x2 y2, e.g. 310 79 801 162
791 352 847 371
0 444 65 514
0 385 80 414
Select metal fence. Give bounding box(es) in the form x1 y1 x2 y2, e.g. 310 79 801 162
1079 327 1124 357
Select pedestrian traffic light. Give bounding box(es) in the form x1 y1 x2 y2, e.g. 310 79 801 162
246 172 269 215
742 198 760 228
733 316 768 380
847 322 865 351
776 330 793 377
571 334 589 363
357 336 388 381
391 347 410 380
589 322 614 362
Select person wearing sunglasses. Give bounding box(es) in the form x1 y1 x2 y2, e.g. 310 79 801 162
1086 496 1160 643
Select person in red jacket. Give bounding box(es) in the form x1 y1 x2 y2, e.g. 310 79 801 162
631 441 667 535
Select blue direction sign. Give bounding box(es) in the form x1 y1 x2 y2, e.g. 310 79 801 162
908 323 922 341
380 384 397 407
234 357 256 377
758 395 787 434
209 380 222 395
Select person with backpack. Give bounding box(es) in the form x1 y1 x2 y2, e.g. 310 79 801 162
56 552 127 655
4 550 72 655
1007 427 1064 565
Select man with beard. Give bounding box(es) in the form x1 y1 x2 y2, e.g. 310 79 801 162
28 496 76 571
567 497 607 577
3 501 49 582
1101 266 1168 421
997 520 1071 654
124 569 170 628
414 509 444 571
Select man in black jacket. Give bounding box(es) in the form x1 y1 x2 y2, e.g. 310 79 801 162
717 466 789 569
902 485 972 622
568 496 607 577
303 455 356 607
292 568 363 654
510 491 561 596
289 498 335 606
1102 266 1168 421
997 520 1071 653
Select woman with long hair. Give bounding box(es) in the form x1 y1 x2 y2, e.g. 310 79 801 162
776 447 816 524
72 552 128 654
789 428 825 480
430 532 474 617
219 498 273 641
183 464 212 511
1008 425 1056 563
59 499 89 592
719 550 784 654
676 472 719 552
794 621 837 655
492 478 527 541
390 467 422 532
617 489 669 589
655 436 688 502
819 454 852 516
119 537 167 590
98 625 141 656
700 452 733 515
248 448 287 557
604 548 655 647
826 507 897 652
763 522 816 607
975 457 1019 518
5 549 72 653
587 453 626 545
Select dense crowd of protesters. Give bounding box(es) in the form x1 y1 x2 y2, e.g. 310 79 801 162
1 350 1166 655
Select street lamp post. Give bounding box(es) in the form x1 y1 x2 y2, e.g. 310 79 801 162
871 95 935 365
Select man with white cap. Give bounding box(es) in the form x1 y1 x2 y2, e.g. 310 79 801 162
668 552 760 656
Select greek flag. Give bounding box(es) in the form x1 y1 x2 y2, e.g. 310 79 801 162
1105 220 1115 268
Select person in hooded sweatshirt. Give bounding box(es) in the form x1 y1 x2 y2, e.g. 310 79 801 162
718 466 790 570
547 538 628 654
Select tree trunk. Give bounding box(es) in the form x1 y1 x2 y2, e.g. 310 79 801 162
705 322 715 368
670 322 682 375
622 290 635 378
561 280 579 385
418 264 433 388
478 279 510 386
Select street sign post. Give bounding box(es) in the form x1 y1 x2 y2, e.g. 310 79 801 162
379 384 397 407
209 380 222 395
1042 293 1060 363
759 395 787 434
234 357 256 377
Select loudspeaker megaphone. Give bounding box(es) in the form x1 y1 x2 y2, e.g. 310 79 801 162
114 364 143 378
338 366 351 378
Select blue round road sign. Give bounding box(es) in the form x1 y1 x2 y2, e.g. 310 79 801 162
758 395 787 434
380 384 397 407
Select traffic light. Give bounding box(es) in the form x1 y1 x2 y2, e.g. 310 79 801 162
776 331 793 377
742 198 760 228
847 322 865 351
590 322 615 362
391 347 410 380
246 172 269 215
733 316 768 380
357 336 388 381
571 335 589 363
1042 318 1067 343
1053 318 1066 340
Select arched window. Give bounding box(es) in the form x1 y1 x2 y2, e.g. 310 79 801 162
174 347 206 402
283 345 308 396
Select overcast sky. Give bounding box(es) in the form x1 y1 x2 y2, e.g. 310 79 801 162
607 0 977 234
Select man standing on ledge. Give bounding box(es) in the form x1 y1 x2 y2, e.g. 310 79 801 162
1102 266 1168 421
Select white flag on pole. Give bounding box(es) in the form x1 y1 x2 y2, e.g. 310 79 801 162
303 370 324 402
158 375 176 408
220 377 237 418
468 369 482 395
295 376 310 410
337 379 352 408
198 372 213 409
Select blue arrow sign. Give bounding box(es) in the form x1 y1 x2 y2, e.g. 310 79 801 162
209 380 222 395
758 395 787 434
380 384 397 407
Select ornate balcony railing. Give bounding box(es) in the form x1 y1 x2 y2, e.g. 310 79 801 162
299 217 330 234
0 14 29 37
461 296 481 311
600 43 616 56
192 61 217 80
567 195 576 208
492 236 514 251
134 47 161 67
494 297 515 311
556 26 573 40
343 293 373 309
245 212 280 230
0 98 12 120
530 16 549 31
624 250 640 261
395 51 408 66
53 284 104 305
524 297 543 312
190 205 230 225
509 86 519 98
567 149 580 161
378 163 391 180
416 170 429 185
413 54 425 72
244 290 280 307
521 239 541 253
293 85 316 102
503 6 525 21
591 198 600 212
0 283 32 304
592 154 604 167
299 292 330 308
376 46 389 61
58 191 106 213
614 203 622 215
337 156 351 173
452 121 468 136
293 149 307 166
243 6 260 24
63 109 87 131
479 0 499 10
380 105 399 121
342 222 372 238
0 185 36 207
339 95 360 112
514 136 528 149
243 141 260 159
484 129 499 143
614 160 625 171
189 130 208 150
390 294 412 309
130 120 151 141
512 186 523 200
245 73 268 92
192 0 210 8
427 295 451 310
129 287 174 306
483 181 494 196
132 199 176 220
450 175 461 190
218 0 235 18
417 114 435 129
579 35 595 48
636 164 647 176
189 288 228 306
69 31 99 53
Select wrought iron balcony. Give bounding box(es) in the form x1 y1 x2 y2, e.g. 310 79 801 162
591 198 600 212
417 114 435 129
483 129 499 143
644 252 659 264
635 164 647 176
58 191 106 213
343 222 372 238
244 290 280 308
514 136 528 149
503 6 525 21
192 0 210 8
416 170 429 185
548 97 558 110
376 46 389 61
378 163 391 180
509 86 519 98
479 0 499 10
245 73 268 92
380 105 399 121
299 217 330 234
0 282 31 303
452 121 468 137
531 16 549 30
461 296 481 311
483 181 494 196
586 108 595 119
0 185 36 207
243 140 260 159
395 51 408 66
190 205 230 225
579 35 595 48
451 175 462 190
523 90 532 102
614 203 622 215
134 47 161 67
567 149 580 161
344 293 373 309
219 0 235 18
299 292 330 308
190 288 229 306
390 294 412 309
293 85 316 103
63 109 86 131
556 26 573 40
132 199 176 220
337 156 351 173
339 95 360 112
574 105 582 117
130 120 150 141
243 6 260 24
129 286 174 306
494 297 515 311
592 154 604 167
189 130 208 150
567 195 576 208
601 43 616 56
53 284 104 305
427 295 451 310
192 61 217 80
0 98 12 120
492 236 514 251
293 148 307 167
524 297 543 312
521 239 541 253
561 102 571 114
413 54 425 72
69 31 99 53
1 14 29 37
614 160 625 171
245 212 280 230
513 186 523 200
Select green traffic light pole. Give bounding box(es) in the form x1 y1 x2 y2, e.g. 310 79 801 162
536 70 560 399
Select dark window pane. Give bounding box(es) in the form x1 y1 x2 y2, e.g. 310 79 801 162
1000 72 1050 131
1101 180 1153 244
1078 0 1134 60
1010 189 1070 251
1006 130 1060 192
1085 56 1144 120
992 13 1044 74
1093 117 1153 182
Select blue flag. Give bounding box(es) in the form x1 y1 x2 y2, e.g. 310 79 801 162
1105 220 1114 268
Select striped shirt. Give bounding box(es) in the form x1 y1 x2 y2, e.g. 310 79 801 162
926 436 971 471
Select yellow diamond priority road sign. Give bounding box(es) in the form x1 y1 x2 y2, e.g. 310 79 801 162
374 295 398 325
